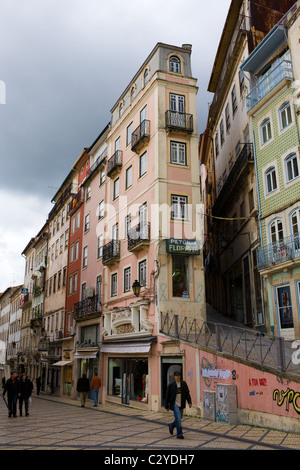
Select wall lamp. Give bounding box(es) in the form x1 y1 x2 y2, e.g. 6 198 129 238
132 280 155 301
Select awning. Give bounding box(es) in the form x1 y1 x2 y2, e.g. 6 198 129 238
241 25 287 74
52 361 73 367
101 338 156 355
74 351 98 360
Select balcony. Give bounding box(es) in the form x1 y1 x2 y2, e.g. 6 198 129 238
128 222 151 252
212 143 254 216
102 240 120 265
257 234 300 271
107 150 122 178
165 110 193 134
86 148 107 181
67 188 84 217
131 120 150 153
73 295 101 322
246 60 293 112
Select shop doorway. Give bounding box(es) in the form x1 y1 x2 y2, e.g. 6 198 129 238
108 358 148 405
276 284 294 339
161 357 183 407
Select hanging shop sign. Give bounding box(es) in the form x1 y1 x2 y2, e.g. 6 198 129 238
166 239 200 255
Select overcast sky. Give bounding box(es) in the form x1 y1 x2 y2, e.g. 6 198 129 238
0 0 231 293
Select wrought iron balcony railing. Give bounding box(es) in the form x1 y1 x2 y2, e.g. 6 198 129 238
246 60 293 112
107 150 122 177
102 240 120 265
86 148 107 180
165 110 193 133
212 143 253 216
67 188 85 217
257 233 300 271
128 222 151 251
73 295 101 321
131 120 150 153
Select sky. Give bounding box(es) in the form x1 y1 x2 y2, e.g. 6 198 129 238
0 0 231 293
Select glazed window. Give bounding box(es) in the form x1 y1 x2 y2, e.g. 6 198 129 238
82 246 88 268
97 234 103 258
139 151 147 177
171 194 188 220
170 141 186 165
144 68 149 86
124 267 131 293
126 122 133 146
265 166 277 194
126 166 132 189
220 120 225 145
260 118 272 145
111 273 117 297
172 255 189 298
113 178 119 200
98 200 104 219
169 55 181 73
231 85 237 114
270 219 284 244
285 153 299 182
279 101 292 130
139 259 147 287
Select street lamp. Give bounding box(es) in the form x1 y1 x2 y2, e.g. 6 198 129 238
132 280 141 297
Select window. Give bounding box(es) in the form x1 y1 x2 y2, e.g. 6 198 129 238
125 214 131 238
126 166 132 189
124 267 131 292
170 141 187 166
111 273 117 297
225 104 231 131
75 240 79 260
73 273 78 292
127 122 133 146
265 167 277 194
71 216 76 234
68 276 72 295
270 219 284 244
231 85 237 114
285 153 299 182
139 151 147 177
57 271 61 290
119 102 123 118
86 185 91 201
100 167 105 185
97 234 103 258
65 230 69 250
172 255 189 298
69 244 74 263
292 209 300 235
84 214 90 232
279 101 292 130
76 211 80 230
171 194 188 220
98 200 104 219
215 133 219 157
239 71 245 96
139 260 147 287
144 68 149 86
170 93 185 113
260 118 272 145
130 86 135 102
220 120 225 145
83 246 88 268
170 55 181 73
113 178 119 200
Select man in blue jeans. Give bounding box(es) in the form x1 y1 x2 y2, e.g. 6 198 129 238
165 370 192 439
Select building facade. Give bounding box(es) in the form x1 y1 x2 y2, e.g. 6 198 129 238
200 0 297 329
241 1 300 339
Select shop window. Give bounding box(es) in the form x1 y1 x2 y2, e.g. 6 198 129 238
107 358 148 403
172 255 189 298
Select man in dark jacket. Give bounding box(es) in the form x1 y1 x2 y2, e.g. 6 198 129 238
2 371 19 417
76 373 90 407
18 373 33 416
165 370 192 439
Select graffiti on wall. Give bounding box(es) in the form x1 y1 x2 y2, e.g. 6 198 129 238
273 388 300 414
201 357 233 387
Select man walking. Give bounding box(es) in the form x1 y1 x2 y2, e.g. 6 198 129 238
91 371 101 407
18 373 33 416
76 373 90 407
2 371 19 417
165 370 192 439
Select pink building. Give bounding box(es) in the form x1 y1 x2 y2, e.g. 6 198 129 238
73 43 205 411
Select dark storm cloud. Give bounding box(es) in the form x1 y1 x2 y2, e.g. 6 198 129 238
0 0 231 290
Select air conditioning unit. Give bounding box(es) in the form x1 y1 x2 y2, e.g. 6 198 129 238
86 287 95 298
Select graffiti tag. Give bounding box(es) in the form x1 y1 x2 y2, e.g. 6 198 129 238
273 388 300 414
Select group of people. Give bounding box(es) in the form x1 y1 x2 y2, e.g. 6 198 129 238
76 371 101 407
2 371 34 418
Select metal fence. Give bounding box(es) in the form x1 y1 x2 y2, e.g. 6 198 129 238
160 312 300 377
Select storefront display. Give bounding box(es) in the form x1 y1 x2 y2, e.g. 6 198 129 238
108 358 148 404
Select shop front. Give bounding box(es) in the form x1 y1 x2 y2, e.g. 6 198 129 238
102 336 156 406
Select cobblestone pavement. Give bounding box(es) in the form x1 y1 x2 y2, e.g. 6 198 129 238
0 393 299 453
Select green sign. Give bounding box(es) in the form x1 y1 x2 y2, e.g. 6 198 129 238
166 239 200 255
